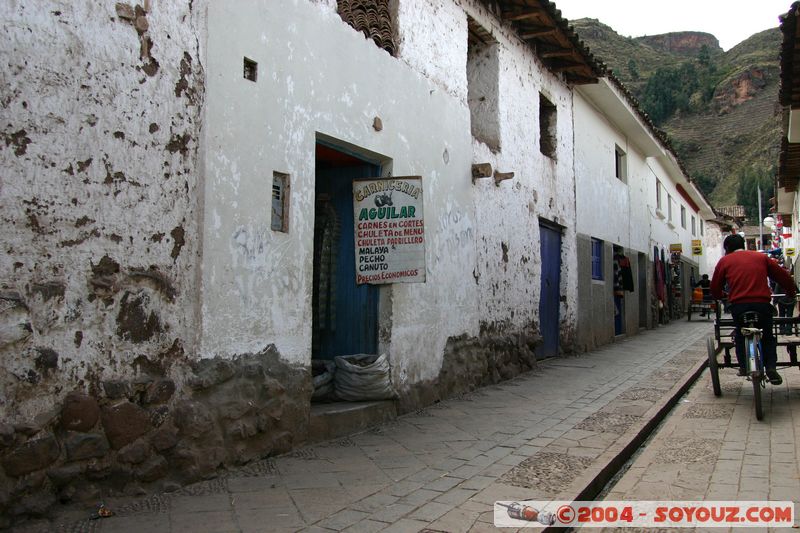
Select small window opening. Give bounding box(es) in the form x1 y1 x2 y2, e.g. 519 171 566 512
615 145 627 182
243 57 257 82
681 205 687 229
591 238 604 280
271 172 290 232
668 195 673 221
539 93 557 159
656 180 663 210
467 16 500 151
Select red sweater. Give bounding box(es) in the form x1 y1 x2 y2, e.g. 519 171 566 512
710 250 796 304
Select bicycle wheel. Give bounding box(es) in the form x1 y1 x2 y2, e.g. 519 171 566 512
752 375 763 421
746 338 764 421
707 336 721 396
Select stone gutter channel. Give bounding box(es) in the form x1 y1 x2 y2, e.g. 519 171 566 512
541 356 708 533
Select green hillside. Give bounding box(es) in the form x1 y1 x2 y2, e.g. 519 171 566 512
571 19 782 217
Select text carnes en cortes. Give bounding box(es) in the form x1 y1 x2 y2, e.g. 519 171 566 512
356 219 423 247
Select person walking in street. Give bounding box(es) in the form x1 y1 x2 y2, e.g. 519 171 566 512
694 273 712 316
710 234 796 385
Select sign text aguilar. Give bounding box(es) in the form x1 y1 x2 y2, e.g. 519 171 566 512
353 177 426 284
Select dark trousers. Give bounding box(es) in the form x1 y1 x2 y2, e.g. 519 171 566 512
730 302 777 371
777 302 794 334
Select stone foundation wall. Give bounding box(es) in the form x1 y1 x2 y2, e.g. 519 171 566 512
0 347 310 527
399 324 541 412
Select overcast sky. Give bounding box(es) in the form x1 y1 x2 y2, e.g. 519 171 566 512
553 0 792 51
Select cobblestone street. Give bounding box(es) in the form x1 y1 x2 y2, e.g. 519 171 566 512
14 320 718 533
596 341 800 533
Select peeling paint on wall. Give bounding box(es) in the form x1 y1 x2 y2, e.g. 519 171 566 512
0 0 205 421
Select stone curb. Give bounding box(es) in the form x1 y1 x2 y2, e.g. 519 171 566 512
542 341 709 532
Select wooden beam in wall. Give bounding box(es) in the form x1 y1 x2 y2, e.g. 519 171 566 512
520 27 557 39
540 48 574 59
503 8 544 21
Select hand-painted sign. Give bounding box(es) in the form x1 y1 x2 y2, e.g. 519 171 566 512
353 177 426 284
669 243 683 253
691 239 702 255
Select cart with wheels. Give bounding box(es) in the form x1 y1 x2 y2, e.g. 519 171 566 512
706 301 800 419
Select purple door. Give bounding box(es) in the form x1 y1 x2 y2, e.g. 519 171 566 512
538 222 562 358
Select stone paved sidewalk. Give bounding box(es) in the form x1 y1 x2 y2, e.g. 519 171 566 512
15 321 711 533
592 348 800 532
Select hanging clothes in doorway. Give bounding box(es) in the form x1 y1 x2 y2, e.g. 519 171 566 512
613 253 635 294
312 197 341 354
654 247 668 324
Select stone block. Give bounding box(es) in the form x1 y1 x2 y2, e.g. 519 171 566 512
13 471 46 493
173 400 216 439
136 455 168 482
218 400 251 421
188 359 235 390
0 423 15 449
46 463 85 488
270 431 293 454
150 424 178 452
102 380 132 400
101 402 151 449
145 378 175 405
11 491 56 518
117 439 151 464
1 434 60 477
60 392 100 432
171 443 225 481
227 419 259 441
148 405 169 427
64 432 109 461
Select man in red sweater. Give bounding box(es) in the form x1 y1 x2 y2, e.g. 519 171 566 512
711 234 796 385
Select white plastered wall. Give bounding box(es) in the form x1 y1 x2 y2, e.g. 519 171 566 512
573 92 650 253
0 1 205 420
647 157 704 270
199 0 579 387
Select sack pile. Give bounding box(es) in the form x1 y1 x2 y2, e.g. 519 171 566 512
311 354 396 402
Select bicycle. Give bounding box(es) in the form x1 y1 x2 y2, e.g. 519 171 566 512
740 311 766 420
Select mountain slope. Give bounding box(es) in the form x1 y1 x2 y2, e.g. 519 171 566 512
571 19 781 210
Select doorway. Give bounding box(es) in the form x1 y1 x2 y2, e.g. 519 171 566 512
613 244 625 336
312 142 379 360
538 221 562 358
638 252 648 328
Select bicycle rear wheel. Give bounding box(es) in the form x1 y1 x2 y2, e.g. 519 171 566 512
752 372 763 420
707 336 721 396
746 337 764 421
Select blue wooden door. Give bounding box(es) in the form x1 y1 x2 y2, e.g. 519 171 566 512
538 223 562 358
313 164 379 360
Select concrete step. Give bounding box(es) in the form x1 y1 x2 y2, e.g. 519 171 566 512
308 400 397 443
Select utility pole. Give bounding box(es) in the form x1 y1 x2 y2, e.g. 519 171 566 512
758 185 763 250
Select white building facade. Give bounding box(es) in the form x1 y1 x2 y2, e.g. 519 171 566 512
574 78 716 351
0 0 609 516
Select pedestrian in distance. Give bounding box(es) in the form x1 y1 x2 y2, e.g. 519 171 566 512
694 273 712 316
710 234 796 385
